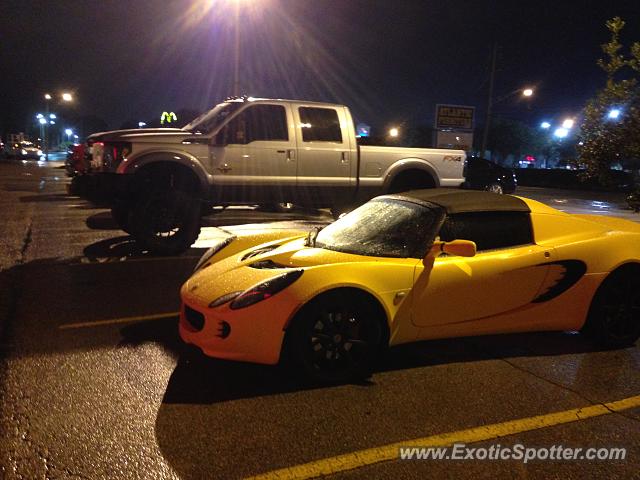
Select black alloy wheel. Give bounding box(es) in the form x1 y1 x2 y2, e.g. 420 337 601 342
582 267 640 348
287 292 385 383
131 189 201 255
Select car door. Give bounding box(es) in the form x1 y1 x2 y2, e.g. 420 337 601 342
209 103 296 202
293 104 355 205
411 211 553 327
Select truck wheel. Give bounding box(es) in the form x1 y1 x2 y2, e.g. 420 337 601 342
130 190 202 255
110 202 132 234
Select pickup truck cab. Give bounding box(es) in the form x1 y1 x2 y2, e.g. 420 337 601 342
84 97 465 254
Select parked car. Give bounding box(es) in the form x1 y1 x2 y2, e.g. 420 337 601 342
6 141 42 159
179 189 640 382
462 157 517 194
76 96 466 254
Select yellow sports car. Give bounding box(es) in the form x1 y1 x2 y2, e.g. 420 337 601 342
180 189 640 382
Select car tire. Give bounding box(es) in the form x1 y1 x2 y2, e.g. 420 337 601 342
111 202 132 234
486 183 504 194
581 266 640 348
285 291 385 383
130 189 202 255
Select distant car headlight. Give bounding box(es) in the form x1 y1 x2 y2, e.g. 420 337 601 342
37 150 43 156
20 149 27 155
193 235 236 272
229 270 304 310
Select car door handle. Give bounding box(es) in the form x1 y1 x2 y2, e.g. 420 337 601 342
216 163 232 173
286 149 296 162
341 151 349 164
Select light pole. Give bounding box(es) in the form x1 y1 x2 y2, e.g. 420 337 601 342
233 0 241 96
42 92 73 161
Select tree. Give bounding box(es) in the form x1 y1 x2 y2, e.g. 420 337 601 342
577 17 640 184
484 116 544 166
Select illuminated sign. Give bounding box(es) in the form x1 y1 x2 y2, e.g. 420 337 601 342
435 104 475 131
160 111 178 125
356 123 371 138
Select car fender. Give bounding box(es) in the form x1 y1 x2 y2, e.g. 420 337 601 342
117 149 211 193
382 158 440 191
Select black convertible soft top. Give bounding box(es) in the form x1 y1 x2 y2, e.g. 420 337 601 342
391 188 531 214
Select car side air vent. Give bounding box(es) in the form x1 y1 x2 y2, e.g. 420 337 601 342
241 246 278 261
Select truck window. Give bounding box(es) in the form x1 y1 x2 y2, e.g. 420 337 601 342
299 107 342 142
226 104 288 144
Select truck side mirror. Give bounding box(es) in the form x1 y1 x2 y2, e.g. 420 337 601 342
425 239 476 262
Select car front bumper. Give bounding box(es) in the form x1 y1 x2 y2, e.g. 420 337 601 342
178 297 290 366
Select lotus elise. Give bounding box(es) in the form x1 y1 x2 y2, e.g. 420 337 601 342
180 189 640 382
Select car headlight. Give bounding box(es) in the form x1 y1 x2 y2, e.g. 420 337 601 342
193 235 236 272
37 150 43 156
21 149 27 155
228 269 304 310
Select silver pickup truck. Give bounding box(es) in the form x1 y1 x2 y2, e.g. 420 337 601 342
83 97 465 254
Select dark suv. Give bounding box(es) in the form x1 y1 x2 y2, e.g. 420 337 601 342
462 157 517 194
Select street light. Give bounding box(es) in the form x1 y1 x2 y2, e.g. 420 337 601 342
554 127 569 139
562 118 574 129
389 127 399 138
65 128 73 142
62 92 73 102
138 122 147 128
608 108 621 120
523 88 534 97
540 121 551 129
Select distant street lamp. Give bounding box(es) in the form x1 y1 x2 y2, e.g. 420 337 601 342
608 108 621 120
65 128 73 142
42 92 75 160
554 127 569 139
389 127 399 138
523 88 534 97
540 121 551 129
562 118 575 129
138 122 147 128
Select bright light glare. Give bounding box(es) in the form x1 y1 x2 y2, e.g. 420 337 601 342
138 122 147 128
562 118 574 129
39 118 47 125
62 93 73 102
523 88 534 97
49 113 57 119
540 121 551 129
608 109 621 120
36 113 44 119
44 93 52 100
554 127 569 138
389 128 399 137
65 128 73 136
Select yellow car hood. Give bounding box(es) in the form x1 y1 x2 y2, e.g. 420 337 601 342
183 237 385 305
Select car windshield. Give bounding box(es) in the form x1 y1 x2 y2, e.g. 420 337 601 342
184 102 243 134
315 198 441 258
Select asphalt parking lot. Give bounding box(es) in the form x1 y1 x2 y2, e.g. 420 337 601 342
1 159 639 479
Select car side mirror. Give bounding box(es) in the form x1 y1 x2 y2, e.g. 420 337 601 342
426 239 476 261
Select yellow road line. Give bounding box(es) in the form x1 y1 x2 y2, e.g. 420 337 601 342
58 311 180 330
246 394 640 480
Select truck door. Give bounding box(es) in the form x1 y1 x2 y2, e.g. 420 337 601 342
293 105 355 206
209 103 296 202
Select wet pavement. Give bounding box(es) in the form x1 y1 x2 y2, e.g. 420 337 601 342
0 159 638 479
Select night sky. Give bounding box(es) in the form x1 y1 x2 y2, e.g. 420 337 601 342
1 0 638 138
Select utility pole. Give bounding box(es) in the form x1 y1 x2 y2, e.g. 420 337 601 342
480 42 497 159
233 2 241 96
